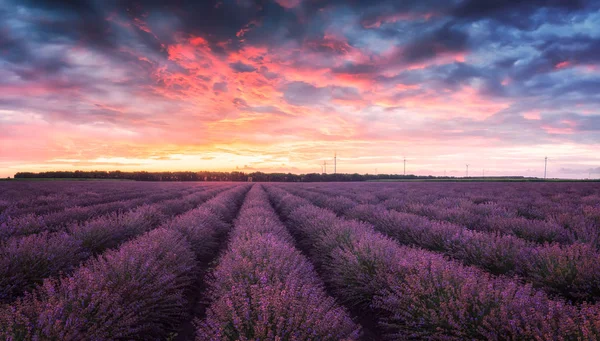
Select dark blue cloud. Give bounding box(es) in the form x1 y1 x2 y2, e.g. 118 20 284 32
451 0 590 28
396 23 469 63
229 61 257 73
332 63 378 75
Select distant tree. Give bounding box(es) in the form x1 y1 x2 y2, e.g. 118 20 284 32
12 170 544 182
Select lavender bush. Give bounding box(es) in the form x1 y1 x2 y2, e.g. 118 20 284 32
0 228 197 340
0 232 85 303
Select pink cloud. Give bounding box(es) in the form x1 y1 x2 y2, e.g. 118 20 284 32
274 0 302 9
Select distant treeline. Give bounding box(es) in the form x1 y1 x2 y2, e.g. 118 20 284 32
12 170 534 182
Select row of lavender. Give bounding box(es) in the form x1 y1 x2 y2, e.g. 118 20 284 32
303 182 600 246
0 181 141 209
0 181 154 202
0 183 211 241
0 181 189 218
0 184 233 304
0 184 250 340
265 185 600 340
1 185 176 219
285 183 600 302
196 185 360 340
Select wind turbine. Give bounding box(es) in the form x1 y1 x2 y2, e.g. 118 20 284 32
334 152 337 174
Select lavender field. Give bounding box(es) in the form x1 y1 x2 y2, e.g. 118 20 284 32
1 181 600 340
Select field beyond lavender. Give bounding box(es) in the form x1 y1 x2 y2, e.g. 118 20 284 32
1 181 599 340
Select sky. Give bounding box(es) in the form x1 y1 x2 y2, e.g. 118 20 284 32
1 0 599 179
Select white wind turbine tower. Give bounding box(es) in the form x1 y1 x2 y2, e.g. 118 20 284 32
334 152 337 174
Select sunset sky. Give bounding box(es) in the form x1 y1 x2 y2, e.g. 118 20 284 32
1 0 599 178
